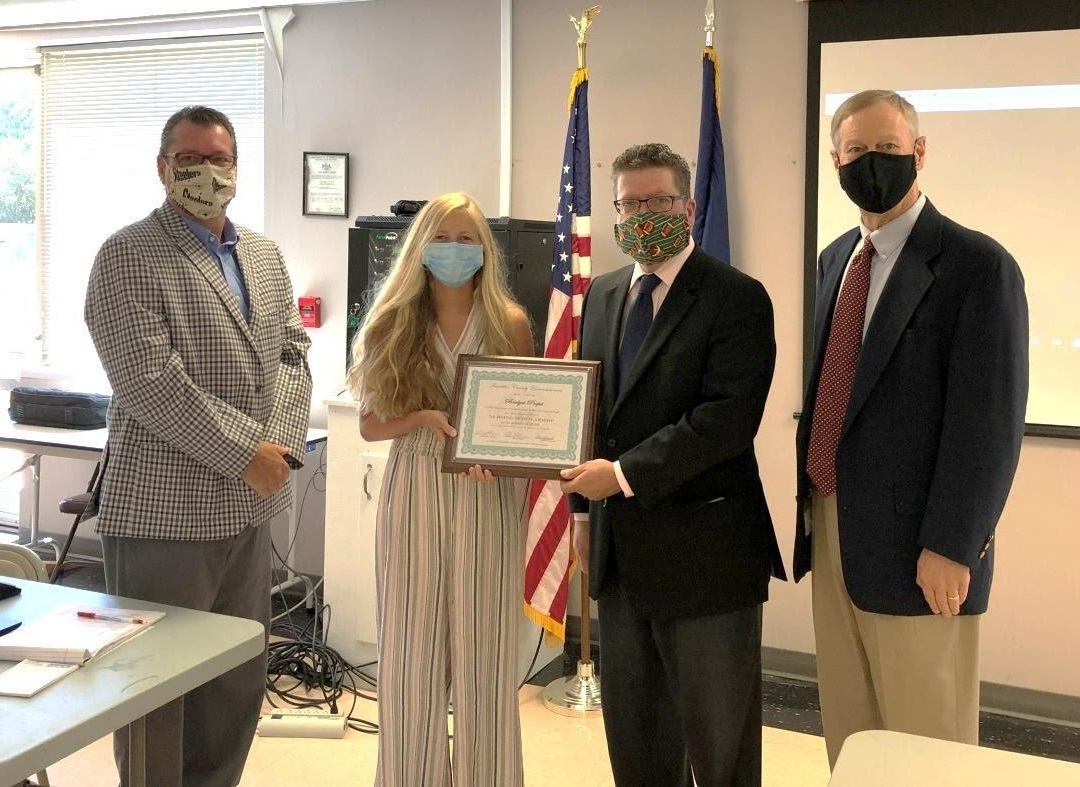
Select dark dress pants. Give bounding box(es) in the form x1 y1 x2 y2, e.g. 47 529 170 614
598 578 763 787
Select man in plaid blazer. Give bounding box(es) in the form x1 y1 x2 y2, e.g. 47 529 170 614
85 105 312 787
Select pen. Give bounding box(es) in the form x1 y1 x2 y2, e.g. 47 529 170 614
77 611 146 624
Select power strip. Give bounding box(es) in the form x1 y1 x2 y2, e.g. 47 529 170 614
256 707 347 739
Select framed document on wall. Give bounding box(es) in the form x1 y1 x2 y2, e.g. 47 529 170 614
303 152 349 217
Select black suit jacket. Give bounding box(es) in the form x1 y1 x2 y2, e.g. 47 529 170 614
574 246 785 619
794 199 1028 615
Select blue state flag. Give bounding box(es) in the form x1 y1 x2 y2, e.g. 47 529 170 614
692 46 731 264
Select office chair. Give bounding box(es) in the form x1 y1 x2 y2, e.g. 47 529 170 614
50 460 101 584
0 544 52 786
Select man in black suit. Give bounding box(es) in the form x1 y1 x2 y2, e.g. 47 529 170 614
561 142 785 786
795 90 1028 767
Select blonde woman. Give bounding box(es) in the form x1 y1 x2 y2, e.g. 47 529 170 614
347 192 533 786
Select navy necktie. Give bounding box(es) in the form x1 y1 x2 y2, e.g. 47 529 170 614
618 273 661 392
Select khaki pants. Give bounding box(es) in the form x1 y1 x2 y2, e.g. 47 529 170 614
810 493 980 768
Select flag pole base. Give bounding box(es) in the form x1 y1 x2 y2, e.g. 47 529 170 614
542 660 602 716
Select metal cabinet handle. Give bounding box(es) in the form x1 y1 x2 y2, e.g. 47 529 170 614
363 462 373 500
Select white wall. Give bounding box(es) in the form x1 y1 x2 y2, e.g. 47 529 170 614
7 0 1079 700
264 0 504 426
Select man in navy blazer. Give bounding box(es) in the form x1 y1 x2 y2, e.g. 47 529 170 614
562 143 785 786
795 90 1028 767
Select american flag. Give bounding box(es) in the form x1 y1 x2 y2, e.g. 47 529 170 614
692 45 731 264
523 70 592 640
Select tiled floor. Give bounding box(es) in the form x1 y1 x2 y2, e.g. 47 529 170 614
20 559 1080 785
39 685 834 786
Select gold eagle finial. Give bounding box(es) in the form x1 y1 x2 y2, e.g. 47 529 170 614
570 5 602 45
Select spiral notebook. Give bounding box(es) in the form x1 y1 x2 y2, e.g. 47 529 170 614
0 604 166 666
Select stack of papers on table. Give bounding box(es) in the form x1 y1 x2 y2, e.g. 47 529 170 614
0 605 166 666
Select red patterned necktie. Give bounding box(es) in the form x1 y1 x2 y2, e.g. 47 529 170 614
806 237 875 496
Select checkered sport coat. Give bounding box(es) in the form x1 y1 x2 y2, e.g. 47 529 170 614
85 202 313 540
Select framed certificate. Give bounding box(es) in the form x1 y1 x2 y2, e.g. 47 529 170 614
302 152 349 217
442 355 600 479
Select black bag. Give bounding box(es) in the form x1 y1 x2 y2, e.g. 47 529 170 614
8 386 110 430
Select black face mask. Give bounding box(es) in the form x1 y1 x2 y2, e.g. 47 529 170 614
838 151 917 214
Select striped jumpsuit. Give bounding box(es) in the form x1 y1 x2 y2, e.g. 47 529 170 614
374 305 526 786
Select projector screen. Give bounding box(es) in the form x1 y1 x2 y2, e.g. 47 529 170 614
806 1 1080 438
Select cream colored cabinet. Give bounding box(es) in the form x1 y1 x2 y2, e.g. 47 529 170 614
324 398 386 666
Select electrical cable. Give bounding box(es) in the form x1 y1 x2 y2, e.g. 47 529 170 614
519 629 546 689
264 443 380 732
269 442 326 622
265 598 380 734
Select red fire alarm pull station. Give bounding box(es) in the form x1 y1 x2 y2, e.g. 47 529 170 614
298 296 322 328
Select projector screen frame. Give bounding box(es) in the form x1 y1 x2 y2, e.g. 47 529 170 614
804 0 1080 440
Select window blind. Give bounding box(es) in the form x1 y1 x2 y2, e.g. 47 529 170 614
40 36 264 372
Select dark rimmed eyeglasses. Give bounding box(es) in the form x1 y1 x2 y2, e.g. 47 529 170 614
612 195 687 215
166 153 237 168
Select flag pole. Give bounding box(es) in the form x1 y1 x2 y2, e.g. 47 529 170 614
541 6 603 717
703 0 718 110
693 0 732 262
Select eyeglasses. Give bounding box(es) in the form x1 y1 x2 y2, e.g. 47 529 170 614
612 195 687 215
166 152 237 168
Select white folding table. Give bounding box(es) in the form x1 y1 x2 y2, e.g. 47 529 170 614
0 576 264 786
0 420 107 556
830 729 1080 786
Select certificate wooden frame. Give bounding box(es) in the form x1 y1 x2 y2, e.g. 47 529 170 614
302 151 349 217
442 355 600 479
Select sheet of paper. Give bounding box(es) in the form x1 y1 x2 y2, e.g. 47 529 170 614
0 658 80 697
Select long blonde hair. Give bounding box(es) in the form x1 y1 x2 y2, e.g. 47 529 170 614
346 192 523 419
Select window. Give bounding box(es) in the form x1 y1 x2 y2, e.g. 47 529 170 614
0 29 263 527
0 68 38 389
39 35 265 378
0 68 38 523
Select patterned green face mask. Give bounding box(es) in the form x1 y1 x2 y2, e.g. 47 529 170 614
613 212 691 265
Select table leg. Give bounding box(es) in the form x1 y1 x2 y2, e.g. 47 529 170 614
17 453 58 561
29 454 39 545
127 717 146 787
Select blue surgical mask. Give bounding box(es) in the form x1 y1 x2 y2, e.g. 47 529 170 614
421 242 484 287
